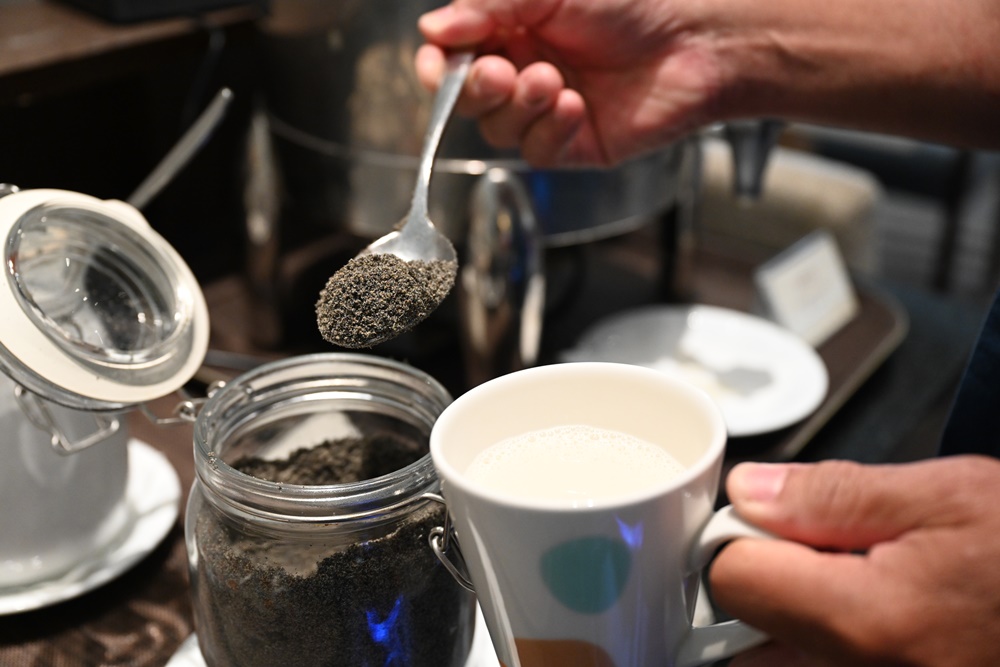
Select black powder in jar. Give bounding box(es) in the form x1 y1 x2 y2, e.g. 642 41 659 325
315 253 457 349
191 435 475 667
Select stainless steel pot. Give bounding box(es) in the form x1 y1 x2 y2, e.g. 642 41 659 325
255 0 686 247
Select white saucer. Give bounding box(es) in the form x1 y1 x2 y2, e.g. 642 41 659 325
0 438 181 615
166 603 502 667
164 592 720 666
561 305 829 437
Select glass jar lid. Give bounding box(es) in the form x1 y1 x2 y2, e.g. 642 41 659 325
0 189 209 410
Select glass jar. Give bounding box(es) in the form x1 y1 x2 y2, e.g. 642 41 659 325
185 353 476 667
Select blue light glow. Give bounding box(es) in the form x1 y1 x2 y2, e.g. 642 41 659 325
366 596 408 665
616 516 644 550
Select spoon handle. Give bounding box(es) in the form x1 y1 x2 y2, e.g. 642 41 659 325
411 51 474 222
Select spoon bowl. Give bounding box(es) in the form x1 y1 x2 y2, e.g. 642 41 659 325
361 212 459 264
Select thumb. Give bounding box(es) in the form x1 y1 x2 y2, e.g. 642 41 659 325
419 2 563 47
418 4 498 48
724 459 951 550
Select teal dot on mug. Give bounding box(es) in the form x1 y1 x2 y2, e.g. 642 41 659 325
540 537 632 614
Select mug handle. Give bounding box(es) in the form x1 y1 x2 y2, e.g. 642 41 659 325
676 505 775 667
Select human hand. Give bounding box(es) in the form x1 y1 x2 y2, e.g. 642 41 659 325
710 457 1000 666
414 0 723 167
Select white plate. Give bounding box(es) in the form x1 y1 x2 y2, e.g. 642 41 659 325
166 604 501 667
560 305 829 437
0 438 181 615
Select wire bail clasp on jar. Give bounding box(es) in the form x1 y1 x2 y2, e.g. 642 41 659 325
13 384 122 455
134 378 228 428
422 492 475 592
14 379 226 455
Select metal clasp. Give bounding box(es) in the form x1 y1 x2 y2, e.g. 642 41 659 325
13 378 227 455
135 379 226 426
422 492 475 592
14 384 121 455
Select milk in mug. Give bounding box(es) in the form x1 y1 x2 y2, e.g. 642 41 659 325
465 424 687 505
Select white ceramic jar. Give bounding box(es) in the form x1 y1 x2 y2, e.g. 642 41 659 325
0 187 208 591
0 372 129 587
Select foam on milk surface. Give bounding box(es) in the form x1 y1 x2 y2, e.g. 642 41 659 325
465 425 686 504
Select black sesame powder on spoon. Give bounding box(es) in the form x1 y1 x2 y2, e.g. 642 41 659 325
316 53 470 349
316 253 457 349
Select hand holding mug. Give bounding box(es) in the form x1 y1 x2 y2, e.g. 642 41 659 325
713 456 1000 667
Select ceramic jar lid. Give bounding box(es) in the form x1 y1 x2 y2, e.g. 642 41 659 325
0 188 209 410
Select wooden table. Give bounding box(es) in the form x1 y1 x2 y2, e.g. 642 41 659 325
0 0 259 107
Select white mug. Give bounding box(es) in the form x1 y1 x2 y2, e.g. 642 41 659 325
430 362 774 667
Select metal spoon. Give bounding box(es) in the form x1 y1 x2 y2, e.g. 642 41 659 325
361 51 471 264
315 52 472 349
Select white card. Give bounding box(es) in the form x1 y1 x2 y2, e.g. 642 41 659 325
754 230 859 346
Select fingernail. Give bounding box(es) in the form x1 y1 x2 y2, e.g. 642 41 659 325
728 463 789 503
418 6 454 33
468 67 508 106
